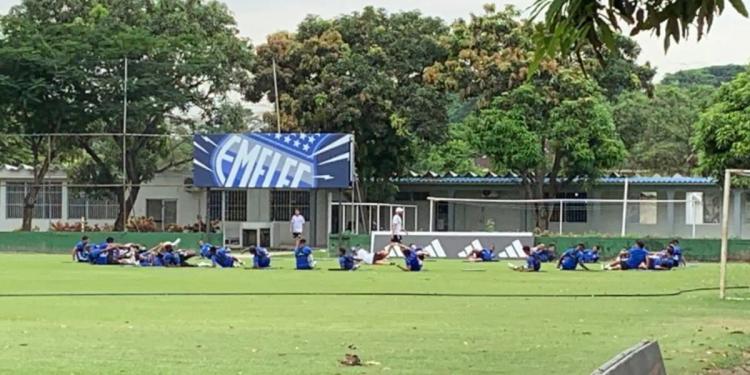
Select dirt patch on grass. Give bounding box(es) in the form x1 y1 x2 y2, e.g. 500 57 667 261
706 351 750 374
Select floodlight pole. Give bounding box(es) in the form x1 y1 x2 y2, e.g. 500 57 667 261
719 169 732 299
620 177 629 236
122 57 128 232
272 57 281 133
429 198 434 232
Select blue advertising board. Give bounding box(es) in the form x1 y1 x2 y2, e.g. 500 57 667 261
192 133 353 189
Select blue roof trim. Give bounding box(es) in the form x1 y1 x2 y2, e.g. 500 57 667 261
394 175 717 186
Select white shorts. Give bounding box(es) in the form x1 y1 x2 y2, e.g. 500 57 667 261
357 250 374 265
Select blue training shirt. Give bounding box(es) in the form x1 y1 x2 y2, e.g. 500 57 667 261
560 249 582 270
295 246 313 269
339 255 355 270
163 251 181 267
212 248 235 268
200 243 212 258
526 251 541 271
404 252 422 271
626 247 649 269
480 249 494 262
254 247 271 268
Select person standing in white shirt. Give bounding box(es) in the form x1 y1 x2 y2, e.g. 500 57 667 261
391 207 406 243
290 209 305 248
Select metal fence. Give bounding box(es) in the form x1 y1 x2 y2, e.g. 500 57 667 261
427 196 738 239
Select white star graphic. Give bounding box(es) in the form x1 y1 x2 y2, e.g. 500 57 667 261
293 140 301 147
302 144 310 152
300 134 308 141
274 133 282 139
284 136 291 143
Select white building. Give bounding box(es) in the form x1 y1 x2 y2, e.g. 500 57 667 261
1 166 747 246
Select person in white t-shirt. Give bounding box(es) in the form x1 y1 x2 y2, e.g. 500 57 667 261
391 207 406 243
290 209 305 248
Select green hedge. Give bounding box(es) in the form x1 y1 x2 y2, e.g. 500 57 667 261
537 236 750 262
0 232 222 253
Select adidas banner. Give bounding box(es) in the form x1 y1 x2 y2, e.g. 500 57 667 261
369 231 534 259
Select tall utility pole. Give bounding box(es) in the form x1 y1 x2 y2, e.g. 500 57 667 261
272 57 281 133
122 57 128 232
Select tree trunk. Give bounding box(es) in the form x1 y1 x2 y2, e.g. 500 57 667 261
21 149 52 231
113 184 141 231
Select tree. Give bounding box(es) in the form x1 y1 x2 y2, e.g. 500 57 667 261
532 0 748 67
0 5 97 230
613 85 712 173
1 0 257 230
693 66 750 179
251 7 450 200
424 5 654 107
465 71 625 230
662 64 747 87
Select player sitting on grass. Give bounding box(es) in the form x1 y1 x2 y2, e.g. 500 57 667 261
508 246 541 272
88 237 134 265
295 238 315 270
557 244 589 271
247 245 271 269
669 239 687 267
72 235 90 263
466 245 495 262
603 240 649 271
396 247 422 272
581 246 601 263
338 248 360 271
535 244 557 262
209 246 241 268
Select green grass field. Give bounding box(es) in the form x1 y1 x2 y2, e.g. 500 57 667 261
0 254 748 374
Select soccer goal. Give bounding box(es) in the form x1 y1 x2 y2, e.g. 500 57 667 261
719 169 750 300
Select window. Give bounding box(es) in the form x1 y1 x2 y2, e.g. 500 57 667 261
640 192 658 224
270 190 310 221
686 192 721 225
551 192 587 223
146 199 178 230
68 189 119 219
6 181 62 219
207 190 247 222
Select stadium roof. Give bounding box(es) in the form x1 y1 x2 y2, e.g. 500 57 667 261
395 171 717 186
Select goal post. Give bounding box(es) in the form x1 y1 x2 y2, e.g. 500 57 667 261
720 169 750 299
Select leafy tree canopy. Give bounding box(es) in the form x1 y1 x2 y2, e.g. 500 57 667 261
693 66 750 179
662 64 747 87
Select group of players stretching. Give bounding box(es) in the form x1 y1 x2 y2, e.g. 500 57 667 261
504 239 685 272
72 234 685 273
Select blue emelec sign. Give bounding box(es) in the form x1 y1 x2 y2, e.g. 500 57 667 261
192 133 353 189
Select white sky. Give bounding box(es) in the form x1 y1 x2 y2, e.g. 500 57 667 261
2 0 749 111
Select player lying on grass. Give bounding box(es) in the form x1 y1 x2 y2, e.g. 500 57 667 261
160 241 197 267
533 243 557 262
645 246 676 270
352 245 391 266
88 237 142 266
295 238 316 270
246 246 271 269
198 240 213 259
466 245 496 262
208 246 242 268
338 248 361 271
395 247 423 272
557 244 590 271
508 246 541 272
603 240 649 270
72 235 90 263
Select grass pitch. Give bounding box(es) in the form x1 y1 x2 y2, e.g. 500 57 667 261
0 254 748 374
